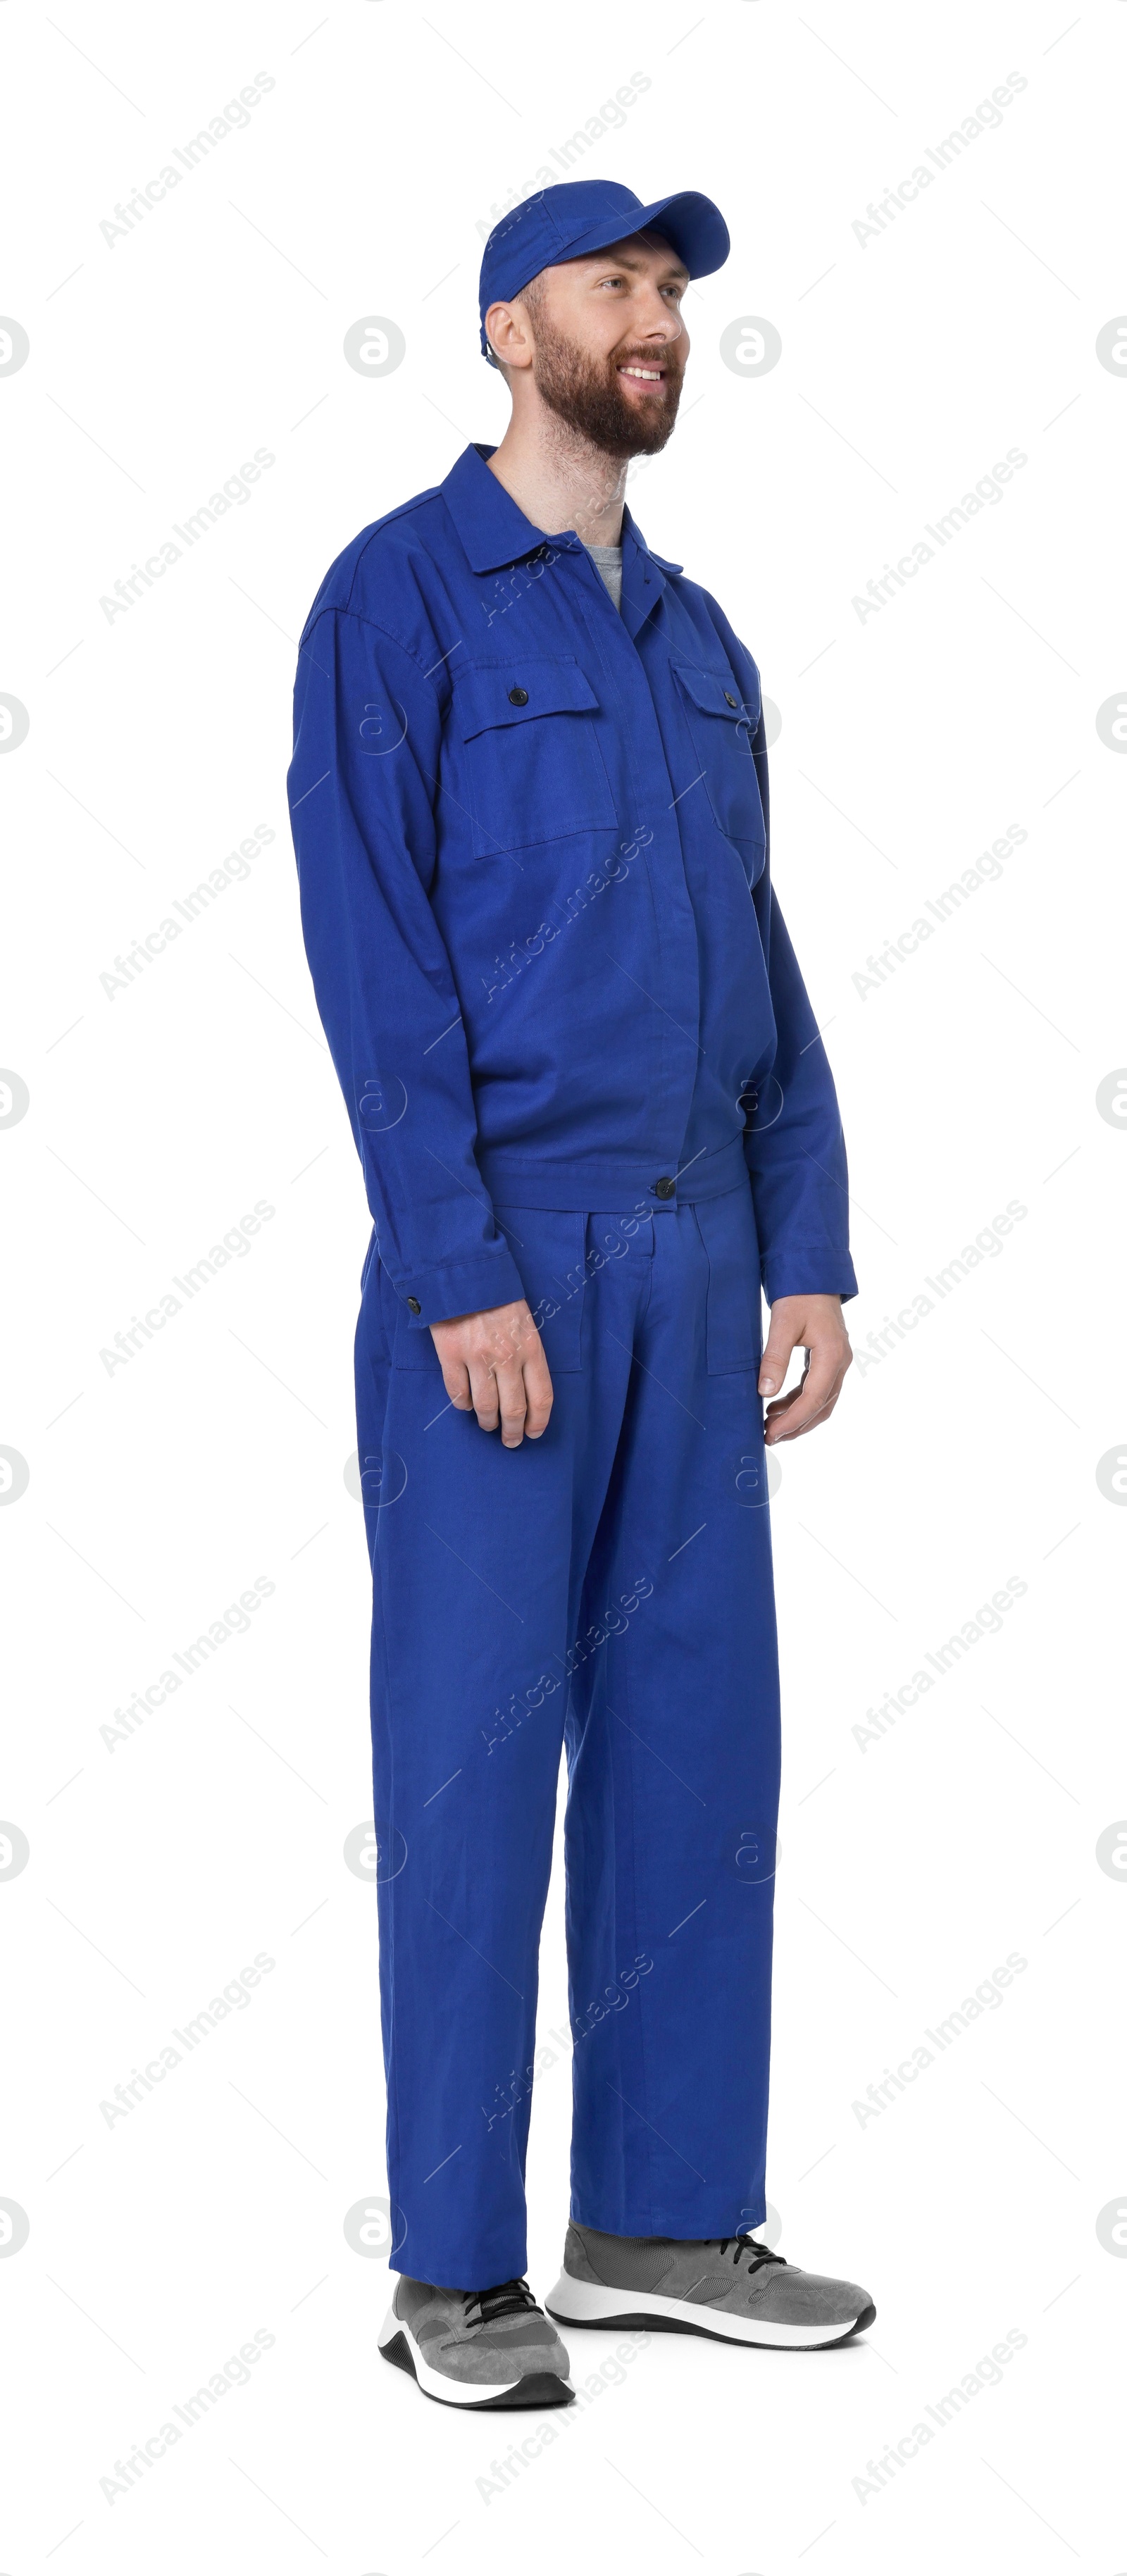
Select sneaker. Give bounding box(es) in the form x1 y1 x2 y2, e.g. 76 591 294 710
378 2275 575 2408
546 2225 875 2350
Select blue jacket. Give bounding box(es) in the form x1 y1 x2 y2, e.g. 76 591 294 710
287 441 857 1329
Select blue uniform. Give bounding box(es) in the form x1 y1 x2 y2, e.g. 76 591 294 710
288 441 857 2289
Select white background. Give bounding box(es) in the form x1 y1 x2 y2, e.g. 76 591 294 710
1 1 1123 2567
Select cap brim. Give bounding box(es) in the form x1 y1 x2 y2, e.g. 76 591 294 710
554 189 730 282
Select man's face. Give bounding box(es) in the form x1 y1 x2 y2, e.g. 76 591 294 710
520 232 690 456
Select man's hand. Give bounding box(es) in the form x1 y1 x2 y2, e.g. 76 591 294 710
430 1298 554 1448
758 1293 852 1445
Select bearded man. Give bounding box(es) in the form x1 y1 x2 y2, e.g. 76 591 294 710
287 178 873 2411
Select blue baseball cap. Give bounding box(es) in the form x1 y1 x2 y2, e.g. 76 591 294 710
478 179 730 364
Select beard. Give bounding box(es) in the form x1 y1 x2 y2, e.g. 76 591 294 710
530 317 685 457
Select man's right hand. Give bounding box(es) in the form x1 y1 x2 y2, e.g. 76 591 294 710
430 1299 554 1447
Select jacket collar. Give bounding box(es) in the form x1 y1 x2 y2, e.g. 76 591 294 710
441 442 683 591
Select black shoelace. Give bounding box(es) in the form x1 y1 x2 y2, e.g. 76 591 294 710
463 2276 540 2327
714 2232 788 2272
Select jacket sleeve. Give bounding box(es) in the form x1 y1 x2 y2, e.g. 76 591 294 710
709 600 859 1307
287 604 526 1329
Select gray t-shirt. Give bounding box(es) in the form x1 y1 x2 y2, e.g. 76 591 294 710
583 542 623 611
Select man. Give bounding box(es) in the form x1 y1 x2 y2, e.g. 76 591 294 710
288 178 873 2410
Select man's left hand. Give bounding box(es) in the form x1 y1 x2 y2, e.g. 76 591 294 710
758 1294 852 1445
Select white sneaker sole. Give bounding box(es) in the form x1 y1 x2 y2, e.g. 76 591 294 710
544 2270 871 2349
378 2306 575 2408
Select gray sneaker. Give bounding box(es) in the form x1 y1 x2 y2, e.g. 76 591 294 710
547 2225 875 2350
378 2275 575 2408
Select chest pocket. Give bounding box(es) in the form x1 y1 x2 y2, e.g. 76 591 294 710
456 657 617 857
672 662 766 871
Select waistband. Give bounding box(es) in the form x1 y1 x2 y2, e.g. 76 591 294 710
477 1131 748 1212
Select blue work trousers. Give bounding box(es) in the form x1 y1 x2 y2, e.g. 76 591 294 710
355 1181 780 2291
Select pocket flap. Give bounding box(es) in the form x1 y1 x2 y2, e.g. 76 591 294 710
673 661 761 732
456 657 600 741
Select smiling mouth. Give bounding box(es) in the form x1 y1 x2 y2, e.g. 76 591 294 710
617 363 666 387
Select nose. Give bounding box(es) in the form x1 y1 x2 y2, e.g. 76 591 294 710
639 294 685 347
631 313 682 351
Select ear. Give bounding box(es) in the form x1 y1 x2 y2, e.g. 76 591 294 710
485 297 535 372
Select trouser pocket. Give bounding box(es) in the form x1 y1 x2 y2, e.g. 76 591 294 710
492 1207 587 1372
692 1187 762 1373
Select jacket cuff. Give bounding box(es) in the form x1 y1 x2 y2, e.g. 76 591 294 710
762 1245 859 1306
394 1241 528 1332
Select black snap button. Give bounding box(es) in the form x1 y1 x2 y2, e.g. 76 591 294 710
507 685 528 706
723 690 738 708
406 1295 421 1314
653 1176 676 1200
